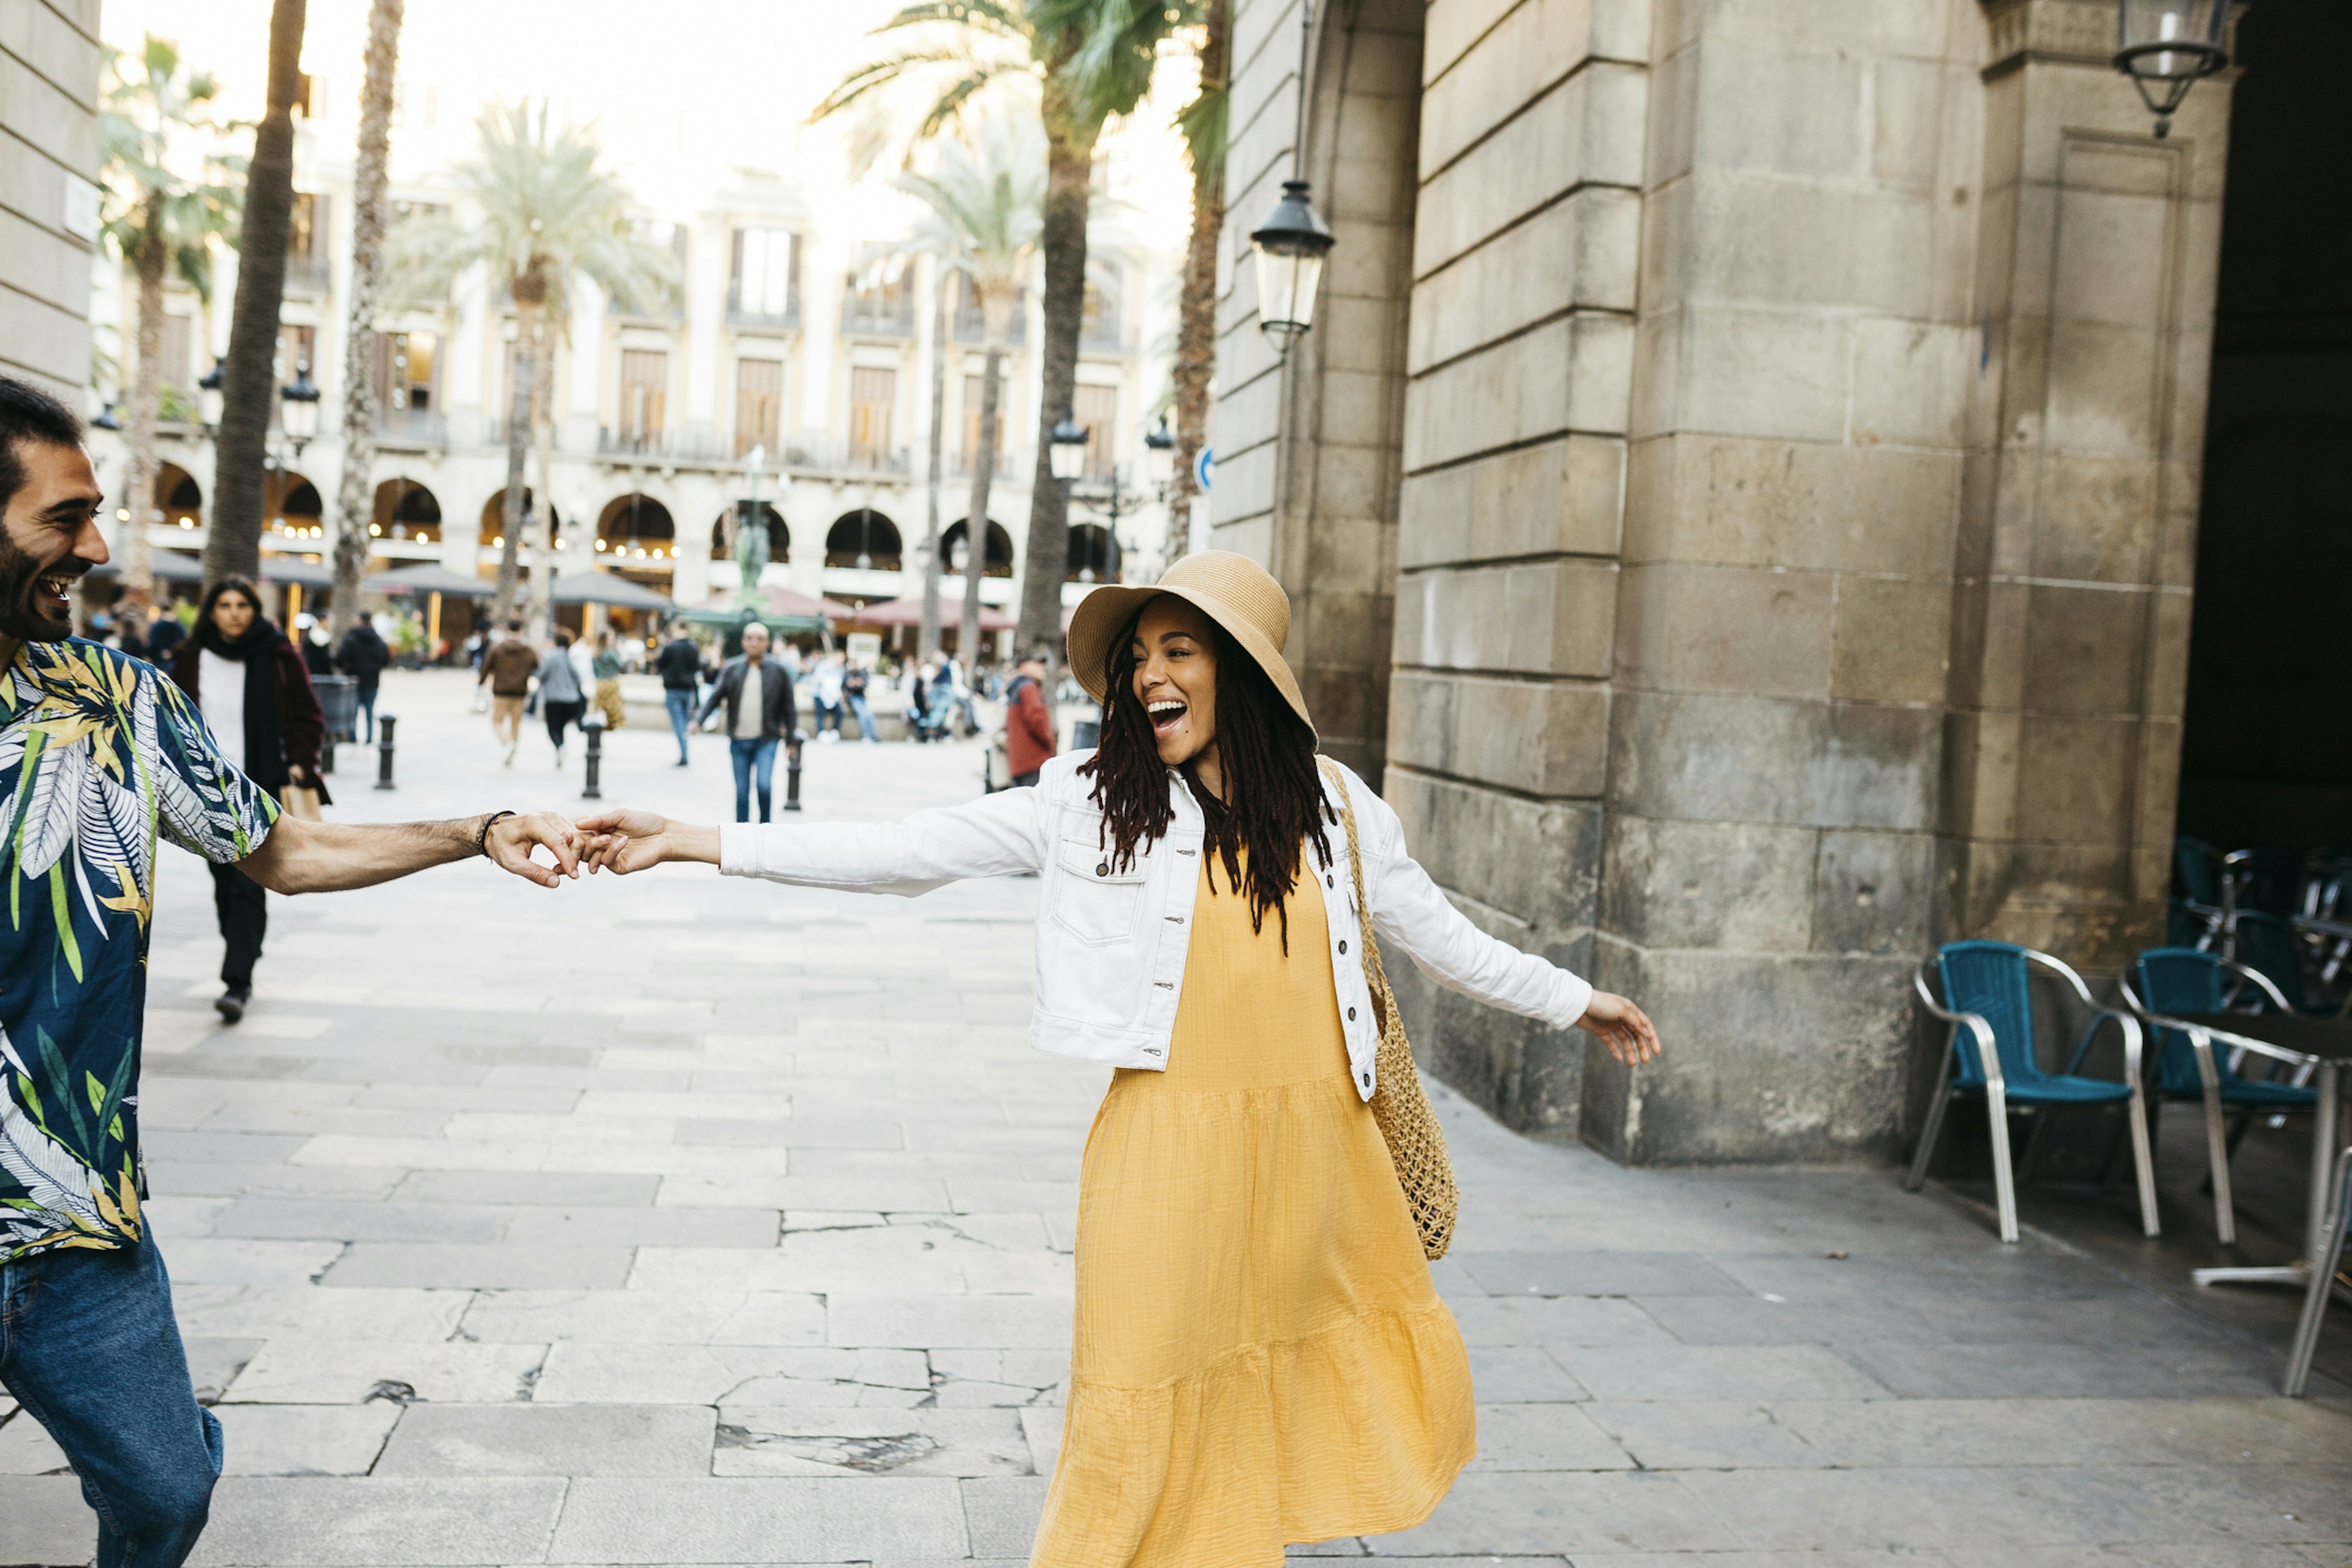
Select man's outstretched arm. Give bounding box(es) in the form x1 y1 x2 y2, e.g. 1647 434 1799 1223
236 810 582 894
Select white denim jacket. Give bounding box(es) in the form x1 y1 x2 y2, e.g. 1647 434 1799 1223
717 752 1593 1099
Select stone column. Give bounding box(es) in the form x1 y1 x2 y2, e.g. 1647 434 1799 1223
1581 2 1986 1163
0 3 100 395
1941 0 2236 967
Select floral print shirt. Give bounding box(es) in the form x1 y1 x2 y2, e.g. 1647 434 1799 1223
1 639 276 1261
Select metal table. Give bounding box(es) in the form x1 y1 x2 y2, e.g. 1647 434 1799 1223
2147 1012 2352 1290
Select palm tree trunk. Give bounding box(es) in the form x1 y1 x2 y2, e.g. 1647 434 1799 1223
494 302 533 627
121 198 167 601
963 341 1003 665
204 0 307 590
1016 88 1096 657
1168 0 1228 565
332 0 404 639
920 261 946 659
525 318 557 639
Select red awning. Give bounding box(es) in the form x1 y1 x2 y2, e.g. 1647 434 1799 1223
844 597 1017 630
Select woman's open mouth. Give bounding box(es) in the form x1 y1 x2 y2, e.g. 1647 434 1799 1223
1148 698 1188 739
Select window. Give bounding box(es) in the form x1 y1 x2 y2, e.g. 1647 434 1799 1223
734 356 783 459
960 374 1007 471
730 227 799 326
155 315 193 402
842 247 913 335
624 221 688 319
285 192 328 289
848 366 895 461
1082 262 1125 351
375 331 439 432
1074 383 1118 482
618 350 668 443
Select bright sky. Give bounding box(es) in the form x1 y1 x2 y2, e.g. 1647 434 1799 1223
101 0 1199 254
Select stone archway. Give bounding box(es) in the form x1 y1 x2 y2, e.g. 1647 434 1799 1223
372 478 442 542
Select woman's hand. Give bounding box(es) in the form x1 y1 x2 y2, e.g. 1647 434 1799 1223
574 808 720 875
1577 990 1662 1066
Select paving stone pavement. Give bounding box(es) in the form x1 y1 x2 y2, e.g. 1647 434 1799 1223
1 669 2348 1567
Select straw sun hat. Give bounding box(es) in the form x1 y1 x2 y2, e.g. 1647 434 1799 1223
1065 550 1314 739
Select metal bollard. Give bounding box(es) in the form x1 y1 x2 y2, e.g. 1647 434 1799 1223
373 714 398 791
784 730 804 812
581 715 605 800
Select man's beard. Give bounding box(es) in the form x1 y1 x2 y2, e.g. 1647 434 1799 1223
0 532 80 643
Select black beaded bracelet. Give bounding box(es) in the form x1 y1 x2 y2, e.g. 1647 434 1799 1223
477 810 517 858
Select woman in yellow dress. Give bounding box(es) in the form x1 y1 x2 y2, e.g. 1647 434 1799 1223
576 552 1662 1566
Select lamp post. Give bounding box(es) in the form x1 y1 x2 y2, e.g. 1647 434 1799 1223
1250 181 1336 355
2113 0 2230 137
197 357 226 437
279 362 320 460
1144 418 1175 488
1049 410 1089 485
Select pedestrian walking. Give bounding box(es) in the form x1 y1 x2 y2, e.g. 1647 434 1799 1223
590 628 627 731
0 375 586 1568
479 618 538 766
537 627 589 766
334 612 391 742
145 605 184 661
1003 649 1056 788
575 551 1661 1567
810 650 846 742
655 622 701 766
843 657 878 742
696 620 795 823
168 575 334 1024
901 657 933 742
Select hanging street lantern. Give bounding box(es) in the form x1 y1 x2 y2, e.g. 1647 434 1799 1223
2113 1 2230 138
1251 179 1335 355
1049 409 1089 484
279 363 322 457
1143 417 1175 490
197 357 227 434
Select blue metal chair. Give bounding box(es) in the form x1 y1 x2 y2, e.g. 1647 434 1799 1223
2121 948 2317 1245
2232 911 2347 1019
2173 837 2225 948
2284 1144 2352 1396
1908 941 2159 1244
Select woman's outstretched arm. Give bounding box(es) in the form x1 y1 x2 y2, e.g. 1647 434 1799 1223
578 783 1049 895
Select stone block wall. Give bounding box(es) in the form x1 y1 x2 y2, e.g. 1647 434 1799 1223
0 1 101 394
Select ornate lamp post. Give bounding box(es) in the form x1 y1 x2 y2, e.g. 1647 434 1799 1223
1048 410 1089 484
279 363 321 460
1143 418 1175 489
197 357 227 436
2114 0 2230 137
1250 181 1335 355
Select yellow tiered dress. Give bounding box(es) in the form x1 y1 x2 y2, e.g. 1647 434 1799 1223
1030 850 1476 1567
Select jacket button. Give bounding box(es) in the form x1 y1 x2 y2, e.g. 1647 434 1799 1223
1327 874 1334 888
1096 862 1109 878
1338 940 1348 955
1360 1073 1371 1088
1347 1007 1357 1021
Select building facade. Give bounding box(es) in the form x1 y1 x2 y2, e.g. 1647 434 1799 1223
1 1 102 396
1213 0 2324 1164
86 90 1180 636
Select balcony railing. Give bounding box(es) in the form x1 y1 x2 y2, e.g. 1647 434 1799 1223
591 428 912 480
786 439 914 478
375 409 448 447
842 295 916 338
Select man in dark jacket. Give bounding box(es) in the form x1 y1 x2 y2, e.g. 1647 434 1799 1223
336 616 393 742
654 622 703 766
478 618 540 767
695 621 796 822
1003 651 1056 787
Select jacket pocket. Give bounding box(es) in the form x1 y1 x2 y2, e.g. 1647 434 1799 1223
1049 832 1148 946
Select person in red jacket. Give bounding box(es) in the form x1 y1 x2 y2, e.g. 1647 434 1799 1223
1004 650 1056 786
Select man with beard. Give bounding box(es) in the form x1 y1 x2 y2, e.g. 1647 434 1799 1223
0 377 585 1568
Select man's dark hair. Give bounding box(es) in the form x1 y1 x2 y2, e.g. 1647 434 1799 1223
0 377 85 513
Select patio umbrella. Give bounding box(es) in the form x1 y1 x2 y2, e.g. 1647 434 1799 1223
88 551 205 584
846 597 1017 630
257 555 337 589
362 564 497 598
676 585 849 633
549 571 675 612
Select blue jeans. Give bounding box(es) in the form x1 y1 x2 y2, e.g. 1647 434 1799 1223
846 695 876 741
0 1235 221 1568
356 681 379 744
729 736 778 822
664 688 696 762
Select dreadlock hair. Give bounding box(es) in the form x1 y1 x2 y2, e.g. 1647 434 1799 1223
1078 605 1333 951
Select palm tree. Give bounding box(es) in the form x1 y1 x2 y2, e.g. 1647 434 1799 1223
1166 0 1226 564
897 116 1044 667
390 102 677 629
815 0 1183 655
328 0 405 639
99 36 238 603
203 0 306 589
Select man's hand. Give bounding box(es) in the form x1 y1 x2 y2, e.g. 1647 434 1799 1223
1577 990 1662 1066
575 807 720 875
485 810 584 888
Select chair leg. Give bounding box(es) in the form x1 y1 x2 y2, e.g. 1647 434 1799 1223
2283 1146 2352 1396
2124 1080 2162 1238
2192 1042 2237 1246
1905 1087 1951 1194
1985 1082 2020 1244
